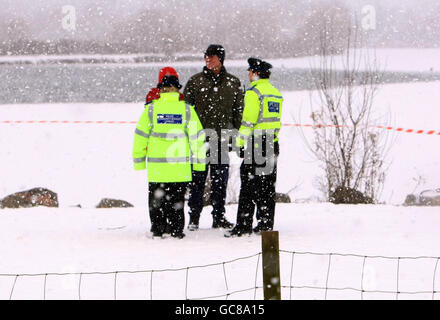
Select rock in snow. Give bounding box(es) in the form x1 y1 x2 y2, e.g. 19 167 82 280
0 187 59 209
96 198 134 208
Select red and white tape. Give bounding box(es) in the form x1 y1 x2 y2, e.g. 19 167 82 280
0 120 137 124
1 120 439 136
282 123 440 135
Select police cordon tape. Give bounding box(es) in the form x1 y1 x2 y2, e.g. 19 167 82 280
0 120 137 124
282 123 440 135
1 120 439 136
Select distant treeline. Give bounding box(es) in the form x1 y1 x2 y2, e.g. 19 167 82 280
1 0 439 57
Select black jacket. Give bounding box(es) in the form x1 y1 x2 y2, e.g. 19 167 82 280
183 66 244 136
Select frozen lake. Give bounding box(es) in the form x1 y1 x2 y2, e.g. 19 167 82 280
1 57 440 104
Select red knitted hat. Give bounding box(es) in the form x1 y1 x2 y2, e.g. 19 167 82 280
158 66 179 84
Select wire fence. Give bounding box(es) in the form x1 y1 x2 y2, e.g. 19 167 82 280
280 250 440 300
3 253 263 300
3 250 440 300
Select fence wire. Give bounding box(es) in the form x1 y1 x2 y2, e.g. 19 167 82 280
3 250 440 300
3 253 262 300
280 250 440 300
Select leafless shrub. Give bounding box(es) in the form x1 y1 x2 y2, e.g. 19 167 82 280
304 19 392 203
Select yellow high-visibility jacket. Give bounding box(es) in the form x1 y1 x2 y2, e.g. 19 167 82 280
236 78 283 149
132 92 206 182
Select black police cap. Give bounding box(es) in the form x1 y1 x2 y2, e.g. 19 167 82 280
247 57 273 72
158 75 182 89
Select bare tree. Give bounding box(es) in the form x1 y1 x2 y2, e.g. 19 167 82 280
305 19 391 203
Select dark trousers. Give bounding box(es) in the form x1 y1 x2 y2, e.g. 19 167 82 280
235 158 278 232
148 182 188 235
188 163 229 219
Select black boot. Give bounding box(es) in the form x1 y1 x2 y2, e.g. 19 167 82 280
252 224 273 234
224 227 252 238
171 231 186 239
151 231 163 238
212 215 234 229
187 215 200 231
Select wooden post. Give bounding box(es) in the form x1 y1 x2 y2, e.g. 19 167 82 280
261 231 281 300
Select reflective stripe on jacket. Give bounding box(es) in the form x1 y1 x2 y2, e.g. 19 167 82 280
236 78 283 148
132 92 206 182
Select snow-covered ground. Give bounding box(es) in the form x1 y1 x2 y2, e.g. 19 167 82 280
1 204 440 300
1 54 439 299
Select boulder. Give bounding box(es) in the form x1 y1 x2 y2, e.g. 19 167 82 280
403 194 417 206
404 189 440 206
330 186 373 205
275 193 291 203
0 188 58 209
96 198 134 208
407 188 440 206
420 197 440 206
419 189 440 206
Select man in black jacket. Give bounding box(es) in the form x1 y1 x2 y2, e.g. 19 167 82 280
183 44 244 231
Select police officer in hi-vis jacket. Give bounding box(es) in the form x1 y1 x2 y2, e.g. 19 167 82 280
133 75 206 239
226 58 283 237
